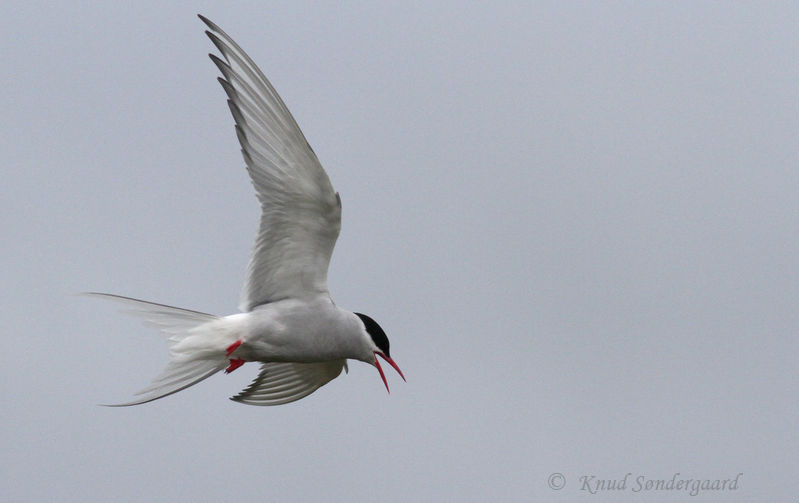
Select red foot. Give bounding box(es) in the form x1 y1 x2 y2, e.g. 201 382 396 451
226 358 245 374
226 340 242 357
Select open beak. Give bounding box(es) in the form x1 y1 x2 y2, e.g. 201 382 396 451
374 351 406 393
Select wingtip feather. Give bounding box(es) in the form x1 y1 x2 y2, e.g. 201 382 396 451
197 14 216 31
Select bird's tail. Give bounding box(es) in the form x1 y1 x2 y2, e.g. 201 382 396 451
85 293 229 406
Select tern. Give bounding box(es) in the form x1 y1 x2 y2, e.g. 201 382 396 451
87 15 404 406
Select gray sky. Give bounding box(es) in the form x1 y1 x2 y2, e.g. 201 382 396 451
2 2 797 501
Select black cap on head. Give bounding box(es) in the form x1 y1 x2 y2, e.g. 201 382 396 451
355 312 390 357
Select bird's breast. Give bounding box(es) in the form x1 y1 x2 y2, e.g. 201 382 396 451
239 299 363 362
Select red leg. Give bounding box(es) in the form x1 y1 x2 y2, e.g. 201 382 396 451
226 340 242 356
226 358 245 374
225 340 245 373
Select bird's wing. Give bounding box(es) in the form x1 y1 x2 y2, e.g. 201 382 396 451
201 15 342 311
231 360 346 406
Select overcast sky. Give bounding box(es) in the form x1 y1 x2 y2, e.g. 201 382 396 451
2 2 797 501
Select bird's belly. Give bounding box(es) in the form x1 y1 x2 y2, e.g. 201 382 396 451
242 333 350 363
239 304 356 363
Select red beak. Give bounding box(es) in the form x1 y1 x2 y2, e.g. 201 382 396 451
374 351 406 393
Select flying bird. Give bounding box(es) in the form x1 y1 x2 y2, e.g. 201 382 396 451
87 15 404 406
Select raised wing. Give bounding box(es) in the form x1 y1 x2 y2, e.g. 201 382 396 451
200 15 342 311
231 360 346 406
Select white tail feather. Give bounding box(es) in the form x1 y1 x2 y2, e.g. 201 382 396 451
85 293 228 406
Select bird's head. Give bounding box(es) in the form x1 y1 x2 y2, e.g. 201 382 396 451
355 312 405 393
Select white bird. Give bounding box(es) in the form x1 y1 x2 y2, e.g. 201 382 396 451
87 15 404 406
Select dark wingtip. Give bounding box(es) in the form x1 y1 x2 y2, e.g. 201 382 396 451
208 53 229 73
198 14 225 37
197 14 213 28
